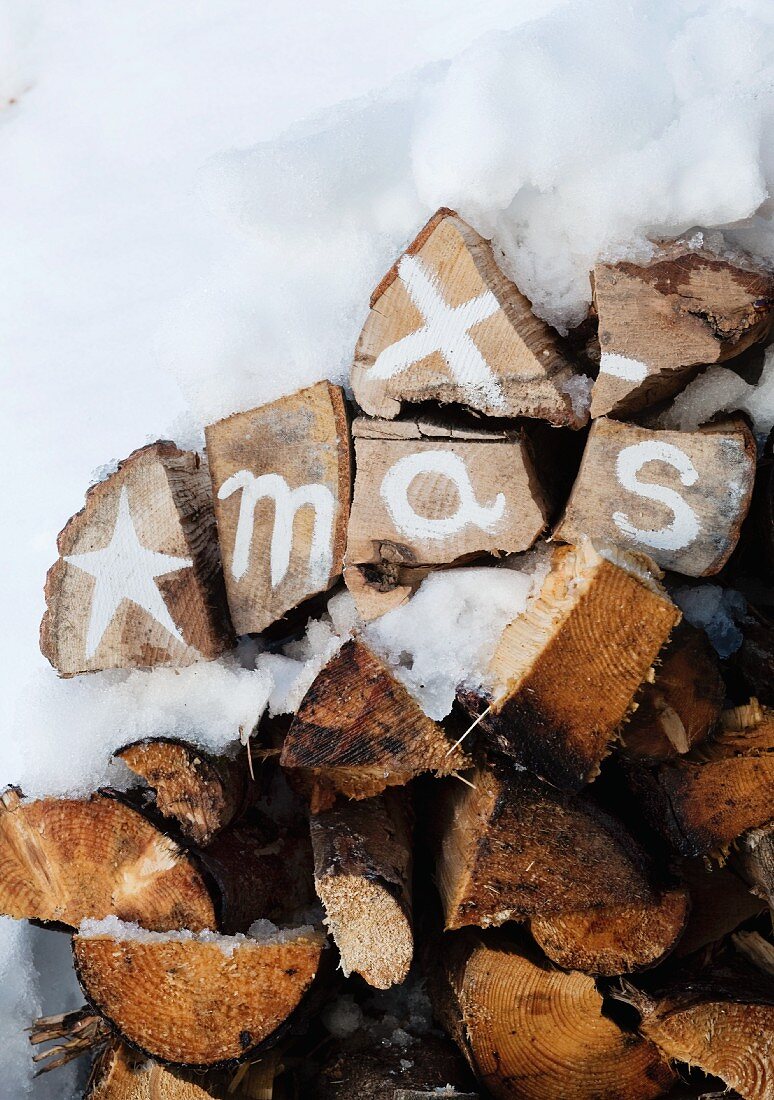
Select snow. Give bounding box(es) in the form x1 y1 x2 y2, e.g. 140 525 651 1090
3 1 774 1094
321 993 364 1039
78 916 323 954
660 345 774 441
671 583 747 658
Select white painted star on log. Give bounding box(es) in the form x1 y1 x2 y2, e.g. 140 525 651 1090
65 486 194 658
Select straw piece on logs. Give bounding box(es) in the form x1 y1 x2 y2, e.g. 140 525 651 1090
310 791 413 989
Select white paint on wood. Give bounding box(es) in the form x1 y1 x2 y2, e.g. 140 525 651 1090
64 486 193 658
380 450 506 540
218 470 334 588
612 441 700 551
370 253 506 410
599 352 649 381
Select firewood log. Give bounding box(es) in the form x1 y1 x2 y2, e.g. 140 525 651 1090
554 417 756 577
590 240 774 419
40 441 233 675
624 970 774 1100
280 639 470 811
0 788 215 930
733 930 774 979
205 382 352 634
86 1041 223 1098
735 825 774 910
732 604 774 708
351 208 589 427
621 623 723 764
344 417 548 616
675 861 764 958
310 791 413 989
434 763 654 929
633 701 774 858
431 929 675 1100
458 539 679 790
73 921 327 1067
530 882 690 976
115 738 248 846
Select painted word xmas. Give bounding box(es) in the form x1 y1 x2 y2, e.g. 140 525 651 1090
205 382 352 635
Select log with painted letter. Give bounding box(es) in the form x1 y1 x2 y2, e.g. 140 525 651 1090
40 442 233 675
591 240 774 418
351 208 590 426
344 417 548 615
205 382 352 635
555 416 756 576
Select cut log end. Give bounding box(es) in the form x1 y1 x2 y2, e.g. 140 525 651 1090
73 922 326 1068
316 874 412 989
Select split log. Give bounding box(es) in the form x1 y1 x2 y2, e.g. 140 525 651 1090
530 882 690 976
115 738 248 846
432 929 675 1100
675 861 763 958
434 763 654 929
624 971 774 1100
73 920 326 1067
735 825 774 910
590 240 774 419
634 701 774 858
280 639 470 811
40 441 232 675
459 539 679 790
733 930 774 979
310 791 413 989
555 417 757 577
205 382 351 634
621 623 724 764
344 417 548 615
201 818 315 934
0 788 215 930
87 1042 216 1099
351 208 589 427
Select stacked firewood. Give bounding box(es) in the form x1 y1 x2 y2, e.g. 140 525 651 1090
3 209 774 1098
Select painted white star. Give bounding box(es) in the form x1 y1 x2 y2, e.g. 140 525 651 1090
371 253 506 409
65 486 194 659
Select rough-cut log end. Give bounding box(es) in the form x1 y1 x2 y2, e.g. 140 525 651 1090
622 622 724 763
41 441 233 675
461 539 679 789
0 789 215 930
530 883 690 975
435 764 653 930
281 639 470 804
432 930 675 1100
74 919 326 1068
590 241 774 419
351 208 590 427
115 738 248 846
310 792 413 989
86 1041 229 1098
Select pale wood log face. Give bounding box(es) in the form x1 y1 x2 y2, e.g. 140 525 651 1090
205 381 351 635
555 416 756 576
345 418 547 577
351 209 589 426
40 442 232 675
591 243 774 418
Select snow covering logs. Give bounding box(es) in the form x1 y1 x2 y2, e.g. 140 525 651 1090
13 208 774 1098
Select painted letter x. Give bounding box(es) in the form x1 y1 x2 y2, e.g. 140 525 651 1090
371 253 506 409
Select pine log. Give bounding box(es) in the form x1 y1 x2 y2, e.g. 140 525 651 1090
200 818 315 935
675 861 764 958
73 921 326 1068
733 930 774 979
735 825 774 909
0 788 215 930
115 738 248 846
434 763 654 929
530 882 690 976
590 241 774 419
344 418 548 613
351 208 589 427
85 1040 270 1099
432 929 675 1100
625 972 774 1100
40 441 232 675
310 791 413 989
280 639 470 811
621 623 723 763
459 539 680 790
634 701 774 858
204 382 352 635
555 417 756 577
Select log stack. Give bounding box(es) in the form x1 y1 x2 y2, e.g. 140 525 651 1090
6 209 773 1099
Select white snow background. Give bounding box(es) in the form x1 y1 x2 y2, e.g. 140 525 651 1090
3 0 774 1093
